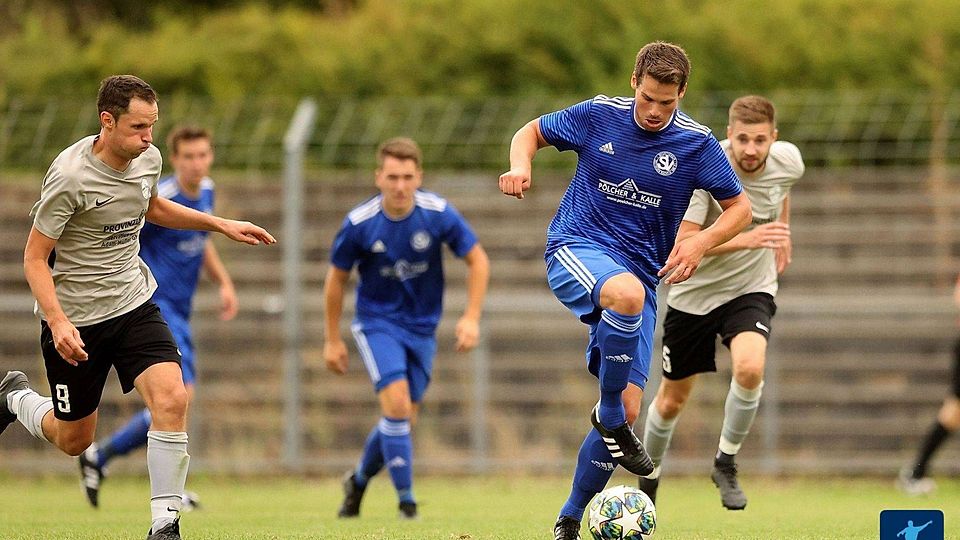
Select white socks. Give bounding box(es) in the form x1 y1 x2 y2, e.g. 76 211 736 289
7 389 52 442
147 431 190 532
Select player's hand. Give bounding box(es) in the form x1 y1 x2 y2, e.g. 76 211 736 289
48 316 87 366
498 168 532 200
742 222 790 250
775 235 793 275
324 340 349 375
658 234 708 285
220 219 277 246
454 316 480 352
219 284 239 321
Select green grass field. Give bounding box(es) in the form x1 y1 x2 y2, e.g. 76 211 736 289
0 474 956 539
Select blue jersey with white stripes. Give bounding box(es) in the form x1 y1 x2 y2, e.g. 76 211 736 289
139 176 215 320
330 190 478 335
539 95 743 287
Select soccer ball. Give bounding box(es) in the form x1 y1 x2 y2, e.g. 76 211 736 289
587 485 656 539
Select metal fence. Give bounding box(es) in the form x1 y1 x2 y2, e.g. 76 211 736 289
3 90 960 173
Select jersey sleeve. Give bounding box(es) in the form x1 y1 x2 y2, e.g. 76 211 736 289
29 166 83 240
681 189 712 226
329 217 362 271
695 135 743 201
775 141 805 188
538 98 594 152
439 204 478 258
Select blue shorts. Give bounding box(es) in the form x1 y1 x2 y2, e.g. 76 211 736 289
351 318 437 402
154 300 195 385
546 243 657 389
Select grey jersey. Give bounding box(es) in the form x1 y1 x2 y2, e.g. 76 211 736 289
667 140 804 315
29 135 162 325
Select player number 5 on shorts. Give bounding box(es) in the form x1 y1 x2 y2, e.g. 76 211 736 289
662 345 672 373
55 383 71 414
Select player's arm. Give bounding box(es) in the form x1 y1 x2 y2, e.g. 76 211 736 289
659 192 752 284
23 227 87 365
202 240 238 321
499 119 550 200
775 194 792 274
323 265 351 375
145 195 275 246
455 244 490 353
675 220 790 258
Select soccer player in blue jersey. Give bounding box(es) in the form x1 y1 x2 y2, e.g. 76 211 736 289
77 126 238 509
498 42 752 540
325 137 489 520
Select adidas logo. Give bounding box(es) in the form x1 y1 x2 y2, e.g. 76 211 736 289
372 240 386 253
605 354 633 363
386 456 408 469
599 142 615 155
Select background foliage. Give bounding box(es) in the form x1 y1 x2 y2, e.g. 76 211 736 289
2 0 959 104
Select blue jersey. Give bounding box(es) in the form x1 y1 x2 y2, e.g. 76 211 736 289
139 176 215 320
539 95 743 287
330 190 478 335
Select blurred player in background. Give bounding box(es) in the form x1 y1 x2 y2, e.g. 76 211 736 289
498 42 752 540
0 75 274 540
638 95 803 510
78 126 238 511
324 137 489 519
898 271 960 495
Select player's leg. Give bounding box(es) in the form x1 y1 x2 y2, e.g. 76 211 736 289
712 293 775 510
114 301 188 538
639 303 718 503
91 315 193 477
548 244 653 477
899 338 960 495
377 379 417 518
393 334 434 520
338 321 408 517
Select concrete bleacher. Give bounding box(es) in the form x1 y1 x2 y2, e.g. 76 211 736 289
1 167 959 476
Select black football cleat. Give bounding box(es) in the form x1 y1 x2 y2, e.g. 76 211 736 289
638 474 659 504
337 471 366 518
590 405 654 476
398 501 418 520
78 444 104 508
711 461 747 510
553 515 581 540
146 519 181 540
0 371 29 435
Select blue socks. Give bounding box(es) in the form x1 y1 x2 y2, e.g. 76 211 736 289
355 417 415 504
379 417 415 504
559 429 616 520
99 408 151 468
596 309 642 429
354 426 384 487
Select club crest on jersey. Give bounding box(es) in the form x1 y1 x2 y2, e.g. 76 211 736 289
653 151 678 176
140 178 152 199
411 230 431 252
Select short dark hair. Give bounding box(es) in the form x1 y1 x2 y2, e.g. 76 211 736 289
166 125 212 156
97 75 157 121
633 41 691 91
377 137 422 168
729 95 776 127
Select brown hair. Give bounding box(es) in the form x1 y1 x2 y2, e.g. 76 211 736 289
377 137 422 168
97 75 157 121
633 41 691 91
728 95 776 127
166 125 212 156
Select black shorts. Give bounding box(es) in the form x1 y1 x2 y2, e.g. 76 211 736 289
660 292 777 380
41 300 181 421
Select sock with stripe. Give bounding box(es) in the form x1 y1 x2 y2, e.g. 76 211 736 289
378 417 415 504
559 429 615 520
596 309 642 429
354 425 384 487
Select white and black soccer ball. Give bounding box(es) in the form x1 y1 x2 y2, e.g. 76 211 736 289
587 484 656 539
